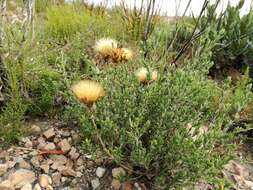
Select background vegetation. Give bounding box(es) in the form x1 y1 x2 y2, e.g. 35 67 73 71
0 0 253 189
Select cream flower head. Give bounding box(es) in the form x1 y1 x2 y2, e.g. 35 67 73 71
121 48 133 61
72 80 105 106
135 67 158 83
94 38 118 57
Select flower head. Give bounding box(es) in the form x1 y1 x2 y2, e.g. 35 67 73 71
94 38 118 58
121 48 133 62
135 67 158 83
72 80 105 106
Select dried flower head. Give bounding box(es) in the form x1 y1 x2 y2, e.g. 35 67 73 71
135 67 158 83
94 38 118 58
121 48 133 62
72 80 105 106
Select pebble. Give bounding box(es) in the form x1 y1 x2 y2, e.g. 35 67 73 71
111 179 121 190
96 167 106 178
58 139 71 153
112 167 126 178
34 183 42 190
43 128 55 139
91 178 100 190
30 124 42 134
52 172 61 186
24 140 33 148
0 180 12 189
40 164 50 173
19 160 31 169
44 142 56 150
39 174 52 188
60 167 76 177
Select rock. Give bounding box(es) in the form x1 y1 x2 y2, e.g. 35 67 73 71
43 128 55 139
60 167 76 177
134 183 141 190
40 164 50 173
61 177 67 183
20 183 32 190
112 167 126 178
232 161 249 178
0 180 12 189
29 150 38 156
31 156 43 168
60 130 70 137
76 172 82 178
39 174 52 188
13 157 23 163
50 155 68 170
50 155 68 164
111 179 121 190
34 184 42 190
65 159 74 169
58 139 71 153
7 161 16 169
121 182 132 190
37 137 45 144
69 147 80 160
24 140 33 148
91 178 100 190
44 143 56 150
96 167 106 178
19 160 31 169
8 169 35 189
52 172 61 186
37 142 47 150
30 124 42 134
245 180 253 188
46 185 53 190
0 164 8 176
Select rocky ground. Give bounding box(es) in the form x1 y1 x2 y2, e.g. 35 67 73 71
0 120 253 190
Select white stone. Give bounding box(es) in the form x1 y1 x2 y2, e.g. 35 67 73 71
96 167 106 178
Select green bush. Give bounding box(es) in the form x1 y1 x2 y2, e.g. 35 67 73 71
24 63 61 116
196 1 253 78
68 59 251 189
45 5 91 41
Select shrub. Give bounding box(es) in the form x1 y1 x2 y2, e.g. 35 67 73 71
24 63 61 116
197 1 253 79
45 5 91 41
71 58 252 188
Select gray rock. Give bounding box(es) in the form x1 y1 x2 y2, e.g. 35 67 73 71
91 178 100 190
96 167 106 178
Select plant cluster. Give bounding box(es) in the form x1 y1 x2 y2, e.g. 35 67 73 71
1 1 253 189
